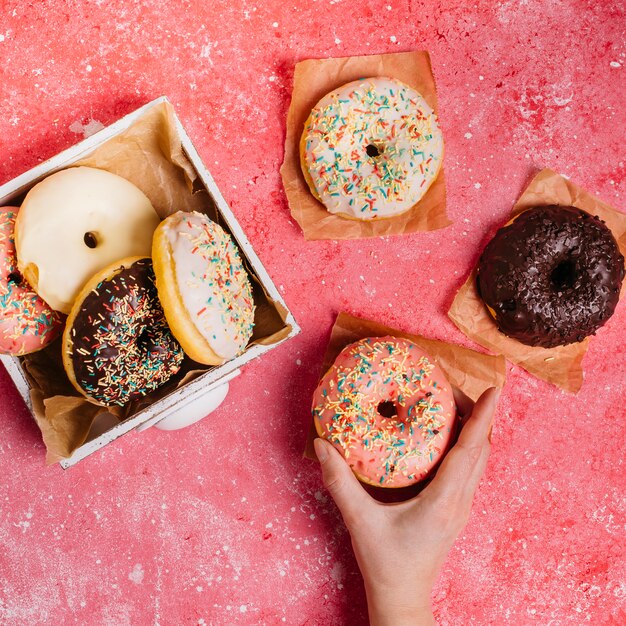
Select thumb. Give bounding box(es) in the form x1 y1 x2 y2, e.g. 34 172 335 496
314 438 373 528
424 386 500 507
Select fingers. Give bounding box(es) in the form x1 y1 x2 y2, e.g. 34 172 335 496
314 438 374 529
452 386 474 420
423 387 500 513
455 386 500 448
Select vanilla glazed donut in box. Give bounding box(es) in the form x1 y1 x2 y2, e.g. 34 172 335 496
152 211 255 366
15 166 161 314
0 97 299 467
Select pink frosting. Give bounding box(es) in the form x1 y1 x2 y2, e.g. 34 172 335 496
312 336 456 487
0 206 62 355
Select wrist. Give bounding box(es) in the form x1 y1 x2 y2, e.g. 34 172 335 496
365 587 435 626
367 599 435 626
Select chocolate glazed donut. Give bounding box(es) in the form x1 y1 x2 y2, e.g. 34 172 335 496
477 205 624 348
65 257 184 406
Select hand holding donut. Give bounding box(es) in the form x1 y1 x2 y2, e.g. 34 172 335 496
314 387 500 626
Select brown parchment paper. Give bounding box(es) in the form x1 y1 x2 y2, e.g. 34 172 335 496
449 168 626 394
280 51 450 240
74 103 210 217
17 101 292 464
303 312 506 461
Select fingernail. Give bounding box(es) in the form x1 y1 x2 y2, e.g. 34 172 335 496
486 386 500 404
483 387 500 414
313 438 329 463
488 388 501 441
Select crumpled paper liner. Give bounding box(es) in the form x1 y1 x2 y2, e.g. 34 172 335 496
280 50 450 240
449 168 626 393
16 101 292 463
74 102 210 217
303 312 506 467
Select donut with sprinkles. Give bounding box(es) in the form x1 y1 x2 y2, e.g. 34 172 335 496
312 337 456 488
63 257 183 406
152 211 255 366
0 206 62 355
300 77 444 221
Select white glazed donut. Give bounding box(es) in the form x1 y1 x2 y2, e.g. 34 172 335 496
152 211 255 365
300 77 444 221
15 166 160 314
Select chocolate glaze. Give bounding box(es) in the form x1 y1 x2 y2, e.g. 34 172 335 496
477 205 625 348
69 258 183 406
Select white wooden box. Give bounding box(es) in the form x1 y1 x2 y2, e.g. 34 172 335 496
0 97 300 468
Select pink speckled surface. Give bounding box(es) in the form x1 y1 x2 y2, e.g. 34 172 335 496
1 1 625 624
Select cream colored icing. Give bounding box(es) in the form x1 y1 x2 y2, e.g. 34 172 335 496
302 77 444 220
312 337 456 487
16 167 159 313
163 211 255 360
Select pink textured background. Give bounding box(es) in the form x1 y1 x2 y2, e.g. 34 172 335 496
1 1 625 624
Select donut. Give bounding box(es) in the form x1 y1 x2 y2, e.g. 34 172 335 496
63 257 183 406
300 77 443 221
0 206 62 355
312 337 456 488
477 205 625 348
16 166 160 314
152 211 255 365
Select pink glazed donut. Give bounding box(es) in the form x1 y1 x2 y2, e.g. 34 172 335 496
0 206 62 355
312 336 456 488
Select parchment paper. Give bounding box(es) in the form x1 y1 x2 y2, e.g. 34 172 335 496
280 51 450 240
449 168 626 393
17 101 292 463
303 312 506 462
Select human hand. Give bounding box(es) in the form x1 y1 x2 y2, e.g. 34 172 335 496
314 387 500 626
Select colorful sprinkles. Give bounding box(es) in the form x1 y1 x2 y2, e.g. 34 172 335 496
0 206 62 355
165 212 255 360
312 337 456 487
302 77 443 220
68 258 183 406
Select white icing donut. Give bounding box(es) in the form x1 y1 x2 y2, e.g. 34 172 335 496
15 167 160 313
300 77 444 220
153 211 255 364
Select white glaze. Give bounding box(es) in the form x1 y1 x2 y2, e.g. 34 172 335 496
164 211 254 360
16 166 160 313
302 77 444 220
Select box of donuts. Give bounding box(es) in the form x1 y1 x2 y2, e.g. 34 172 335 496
0 96 300 468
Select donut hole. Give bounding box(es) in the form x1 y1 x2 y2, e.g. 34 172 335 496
83 231 99 249
502 298 517 312
551 259 576 290
377 400 397 419
366 144 382 158
136 328 155 351
7 271 22 286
